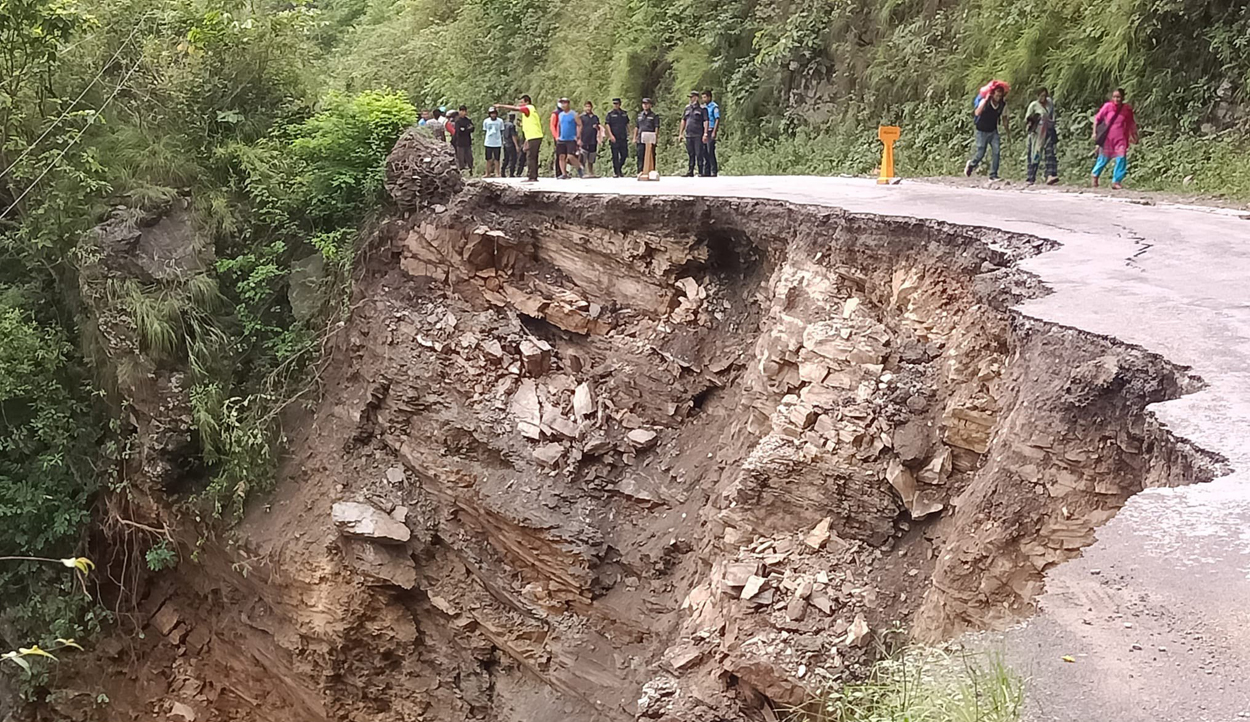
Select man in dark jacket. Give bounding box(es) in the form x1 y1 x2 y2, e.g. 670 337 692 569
502 112 521 177
605 98 631 178
677 91 709 177
452 105 475 172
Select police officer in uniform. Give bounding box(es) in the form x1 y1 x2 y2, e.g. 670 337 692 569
605 98 631 178
634 98 660 175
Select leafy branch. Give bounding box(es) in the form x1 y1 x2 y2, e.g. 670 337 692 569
0 556 93 675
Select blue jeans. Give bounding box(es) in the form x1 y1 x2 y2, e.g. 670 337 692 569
968 130 1001 179
1092 154 1128 184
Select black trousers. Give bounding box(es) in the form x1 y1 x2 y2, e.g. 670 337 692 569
609 140 629 177
685 136 705 176
503 143 519 176
525 138 541 181
703 137 718 176
454 144 473 171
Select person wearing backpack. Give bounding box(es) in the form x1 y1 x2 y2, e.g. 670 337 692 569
1024 87 1060 185
1090 88 1138 190
964 83 1009 181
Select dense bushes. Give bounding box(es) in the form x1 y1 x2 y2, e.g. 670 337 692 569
0 308 100 647
0 0 414 670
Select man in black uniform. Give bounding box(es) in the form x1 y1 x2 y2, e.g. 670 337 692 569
604 98 631 178
452 105 475 172
579 100 601 178
634 98 660 174
677 91 708 177
502 112 520 177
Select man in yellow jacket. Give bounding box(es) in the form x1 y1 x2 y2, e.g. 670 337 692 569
495 95 544 182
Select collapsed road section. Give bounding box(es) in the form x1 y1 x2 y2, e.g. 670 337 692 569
73 132 1224 722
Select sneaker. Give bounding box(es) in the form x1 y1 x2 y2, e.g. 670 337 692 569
1026 180 1035 186
964 161 974 177
1046 176 1060 185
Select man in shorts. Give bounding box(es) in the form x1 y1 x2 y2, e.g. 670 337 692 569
579 101 601 178
482 107 504 177
555 97 582 179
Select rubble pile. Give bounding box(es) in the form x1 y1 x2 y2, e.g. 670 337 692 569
718 249 1005 551
384 127 464 206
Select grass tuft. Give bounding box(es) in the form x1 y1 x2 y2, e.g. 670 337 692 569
787 646 1025 722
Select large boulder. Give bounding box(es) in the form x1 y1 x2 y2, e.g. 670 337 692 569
384 127 463 209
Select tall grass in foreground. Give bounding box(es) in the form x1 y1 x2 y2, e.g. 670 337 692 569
787 647 1025 722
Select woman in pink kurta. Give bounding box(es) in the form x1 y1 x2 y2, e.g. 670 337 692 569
1090 88 1139 189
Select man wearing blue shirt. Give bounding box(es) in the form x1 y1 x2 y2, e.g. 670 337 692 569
701 90 720 177
555 97 582 179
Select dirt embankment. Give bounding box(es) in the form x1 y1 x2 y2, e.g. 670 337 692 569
38 133 1224 722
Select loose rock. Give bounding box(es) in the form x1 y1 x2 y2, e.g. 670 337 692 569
627 428 659 450
332 501 412 544
804 517 833 549
533 442 565 466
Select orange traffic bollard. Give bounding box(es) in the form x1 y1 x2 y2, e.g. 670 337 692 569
877 126 900 184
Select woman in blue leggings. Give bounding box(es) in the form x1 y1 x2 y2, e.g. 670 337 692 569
1090 88 1139 189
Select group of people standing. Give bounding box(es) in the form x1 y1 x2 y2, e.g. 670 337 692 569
418 85 1141 190
416 91 723 182
965 84 1140 189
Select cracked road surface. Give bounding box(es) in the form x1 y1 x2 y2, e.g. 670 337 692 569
490 175 1250 721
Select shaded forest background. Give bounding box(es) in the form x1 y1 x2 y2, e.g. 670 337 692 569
0 0 1247 699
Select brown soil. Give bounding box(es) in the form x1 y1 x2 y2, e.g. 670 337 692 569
28 134 1226 722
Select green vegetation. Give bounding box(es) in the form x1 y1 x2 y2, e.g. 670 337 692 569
788 647 1025 722
0 0 1246 701
0 557 94 684
0 0 413 680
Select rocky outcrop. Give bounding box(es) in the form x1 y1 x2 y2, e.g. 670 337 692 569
79 198 211 499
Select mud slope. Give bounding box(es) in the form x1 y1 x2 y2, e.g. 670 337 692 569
64 135 1223 722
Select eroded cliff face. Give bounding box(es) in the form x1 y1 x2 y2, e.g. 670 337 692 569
50 134 1222 722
